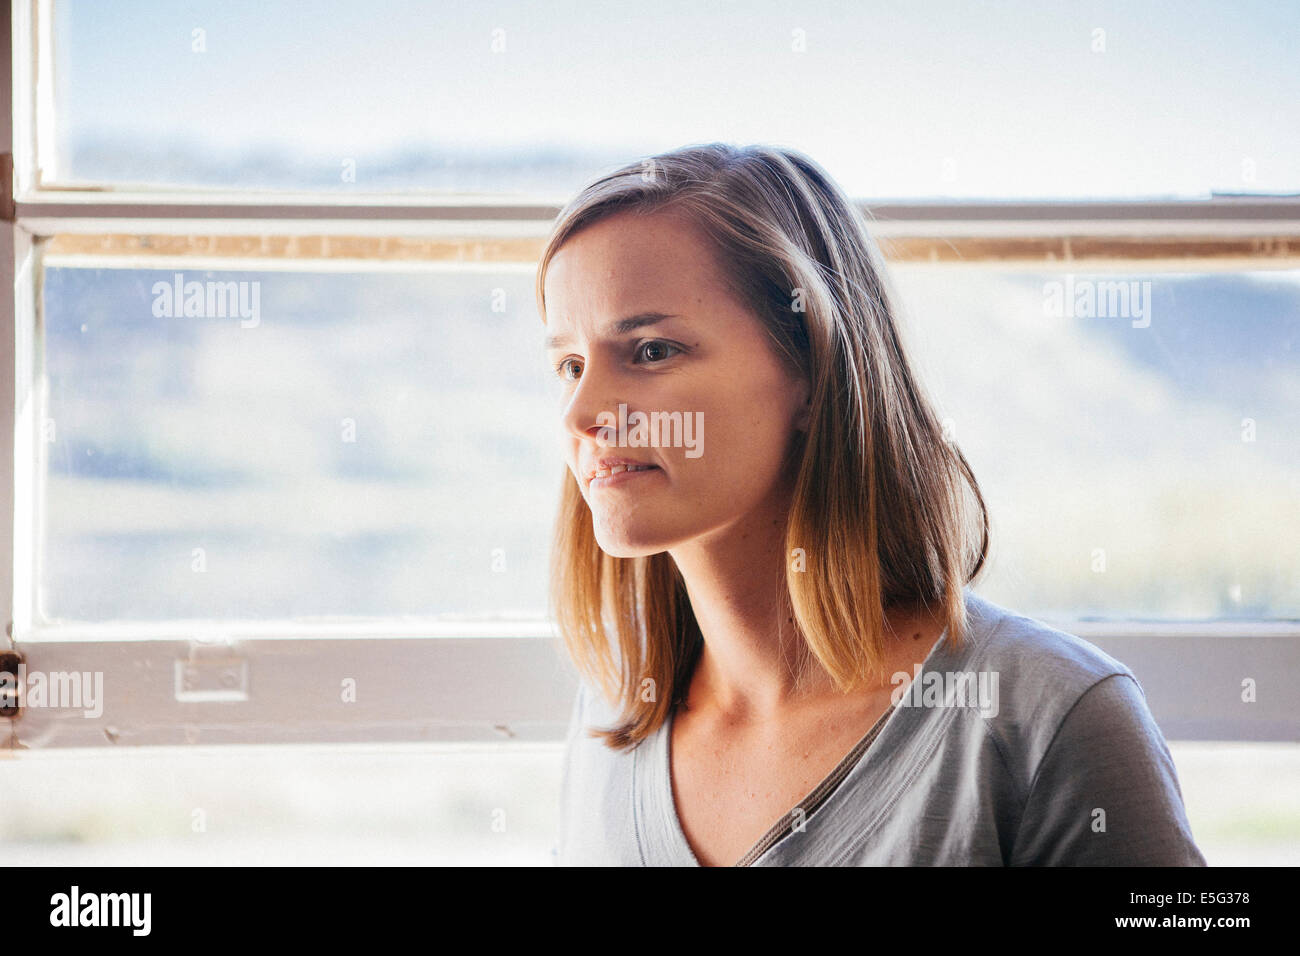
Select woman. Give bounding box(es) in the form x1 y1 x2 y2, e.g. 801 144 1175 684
538 142 1206 867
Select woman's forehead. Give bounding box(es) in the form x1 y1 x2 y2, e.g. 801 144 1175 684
544 217 732 321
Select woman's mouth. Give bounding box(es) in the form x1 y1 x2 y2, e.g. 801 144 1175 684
588 463 662 490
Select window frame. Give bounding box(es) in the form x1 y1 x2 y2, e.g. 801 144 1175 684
3 0 1299 749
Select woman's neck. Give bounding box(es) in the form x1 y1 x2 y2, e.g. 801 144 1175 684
667 485 938 726
667 478 829 721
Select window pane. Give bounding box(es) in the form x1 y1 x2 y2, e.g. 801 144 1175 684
38 257 1298 625
890 266 1300 619
50 0 1300 199
40 259 561 623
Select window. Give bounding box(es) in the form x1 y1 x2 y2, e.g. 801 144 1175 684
3 0 1299 866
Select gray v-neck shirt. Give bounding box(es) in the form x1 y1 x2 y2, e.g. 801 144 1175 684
553 588 1207 866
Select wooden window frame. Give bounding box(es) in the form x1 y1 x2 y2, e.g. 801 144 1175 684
3 0 1298 749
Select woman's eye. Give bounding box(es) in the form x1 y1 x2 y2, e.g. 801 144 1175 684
636 340 680 363
554 357 582 380
552 341 680 381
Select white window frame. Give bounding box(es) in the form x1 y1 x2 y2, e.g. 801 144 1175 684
3 0 1298 749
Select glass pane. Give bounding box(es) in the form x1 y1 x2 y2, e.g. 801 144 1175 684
38 256 1299 625
41 259 562 623
50 0 1300 199
890 266 1300 620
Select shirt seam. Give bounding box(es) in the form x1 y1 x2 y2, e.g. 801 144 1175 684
976 632 1138 808
978 706 1018 802
742 606 985 866
1007 670 1135 864
828 700 964 865
1018 671 1134 803
632 735 650 866
735 700 897 867
826 606 1009 865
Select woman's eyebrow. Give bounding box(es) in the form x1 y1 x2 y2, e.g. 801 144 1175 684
544 312 682 349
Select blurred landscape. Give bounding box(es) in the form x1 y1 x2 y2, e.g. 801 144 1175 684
39 262 1300 624
894 265 1300 621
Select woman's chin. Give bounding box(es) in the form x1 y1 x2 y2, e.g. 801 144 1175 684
593 531 672 559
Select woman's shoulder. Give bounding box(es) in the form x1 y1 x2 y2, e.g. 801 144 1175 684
956 588 1141 706
946 589 1155 766
561 677 647 771
567 676 634 741
556 675 648 865
946 591 1205 865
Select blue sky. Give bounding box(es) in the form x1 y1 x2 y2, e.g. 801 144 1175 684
54 0 1300 199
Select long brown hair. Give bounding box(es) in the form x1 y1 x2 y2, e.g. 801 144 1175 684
536 143 989 751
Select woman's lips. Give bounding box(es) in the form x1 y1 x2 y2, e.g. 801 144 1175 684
588 465 663 490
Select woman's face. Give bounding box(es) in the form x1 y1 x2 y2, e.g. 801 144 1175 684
542 208 810 558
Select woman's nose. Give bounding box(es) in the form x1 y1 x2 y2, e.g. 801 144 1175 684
561 359 621 444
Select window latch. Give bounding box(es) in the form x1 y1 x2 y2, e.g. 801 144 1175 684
174 639 249 703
